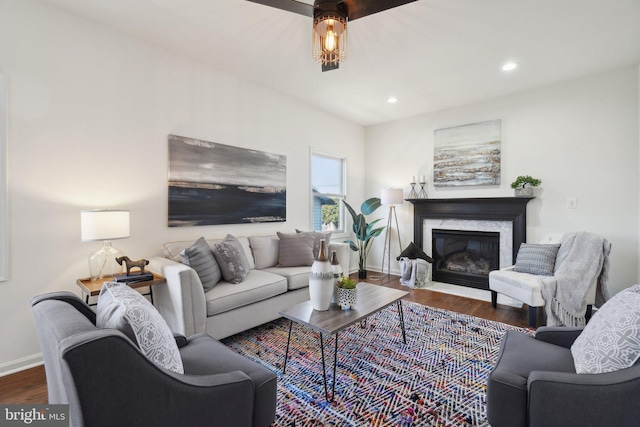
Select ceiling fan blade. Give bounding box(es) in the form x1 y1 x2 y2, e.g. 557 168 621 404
343 0 418 21
246 0 313 17
322 62 339 72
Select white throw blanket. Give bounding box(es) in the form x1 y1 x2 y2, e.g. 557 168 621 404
541 232 611 326
399 257 431 289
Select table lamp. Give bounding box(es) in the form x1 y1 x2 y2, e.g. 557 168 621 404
81 209 130 280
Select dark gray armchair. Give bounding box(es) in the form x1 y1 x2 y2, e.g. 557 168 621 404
487 327 640 427
31 291 277 427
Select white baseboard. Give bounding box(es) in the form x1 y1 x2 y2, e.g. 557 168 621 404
0 353 43 377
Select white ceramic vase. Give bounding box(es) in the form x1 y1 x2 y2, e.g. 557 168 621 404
309 240 334 311
330 250 342 304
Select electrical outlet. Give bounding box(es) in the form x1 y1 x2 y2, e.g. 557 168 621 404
566 198 577 209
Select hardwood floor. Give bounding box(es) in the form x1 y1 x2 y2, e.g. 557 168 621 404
0 274 529 405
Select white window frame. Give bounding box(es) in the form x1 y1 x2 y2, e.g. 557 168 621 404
310 148 347 237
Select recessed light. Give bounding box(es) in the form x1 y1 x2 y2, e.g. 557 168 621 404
502 62 519 71
387 97 398 104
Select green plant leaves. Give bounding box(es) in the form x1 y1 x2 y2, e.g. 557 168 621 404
341 197 385 271
510 175 541 189
360 197 382 215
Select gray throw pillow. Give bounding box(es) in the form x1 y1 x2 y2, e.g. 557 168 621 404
278 232 315 266
513 243 561 276
97 282 184 374
571 285 640 374
295 229 332 259
182 237 221 292
212 234 251 283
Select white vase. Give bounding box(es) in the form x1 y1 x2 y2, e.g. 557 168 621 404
330 250 342 304
309 240 334 311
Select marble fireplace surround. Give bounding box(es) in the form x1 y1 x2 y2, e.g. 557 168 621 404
408 197 534 287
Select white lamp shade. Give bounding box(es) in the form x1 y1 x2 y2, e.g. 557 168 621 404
81 210 130 242
381 188 404 205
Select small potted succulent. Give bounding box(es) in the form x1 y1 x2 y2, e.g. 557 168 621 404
510 175 541 197
336 275 357 310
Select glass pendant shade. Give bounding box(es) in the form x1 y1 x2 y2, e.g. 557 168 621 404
81 209 130 280
312 14 347 65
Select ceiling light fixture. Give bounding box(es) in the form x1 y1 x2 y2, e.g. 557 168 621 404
312 2 347 69
502 62 519 71
387 97 398 104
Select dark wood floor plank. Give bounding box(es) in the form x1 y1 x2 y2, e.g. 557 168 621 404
0 275 527 404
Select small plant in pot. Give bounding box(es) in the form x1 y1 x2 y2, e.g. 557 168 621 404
343 197 385 279
510 175 541 197
336 275 357 310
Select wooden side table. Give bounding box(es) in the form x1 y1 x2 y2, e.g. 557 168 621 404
76 273 166 306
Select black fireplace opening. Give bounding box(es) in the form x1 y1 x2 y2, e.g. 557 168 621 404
432 229 500 290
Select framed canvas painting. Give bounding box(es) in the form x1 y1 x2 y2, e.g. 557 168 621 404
433 120 501 187
168 135 286 227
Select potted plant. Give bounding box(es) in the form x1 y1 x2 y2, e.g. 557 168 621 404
336 275 357 310
510 175 541 197
343 197 385 279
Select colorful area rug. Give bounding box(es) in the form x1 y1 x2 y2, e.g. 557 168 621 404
222 301 531 426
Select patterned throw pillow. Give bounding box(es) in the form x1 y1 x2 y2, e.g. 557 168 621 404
277 232 315 266
513 243 561 275
571 285 640 374
295 229 332 259
181 237 222 291
97 282 184 374
211 234 251 283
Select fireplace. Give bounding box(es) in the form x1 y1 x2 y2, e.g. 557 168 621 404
432 229 500 290
409 197 533 290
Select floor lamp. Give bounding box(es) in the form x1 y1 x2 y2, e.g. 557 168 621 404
379 188 404 278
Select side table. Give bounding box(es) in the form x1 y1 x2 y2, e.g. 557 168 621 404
76 273 166 306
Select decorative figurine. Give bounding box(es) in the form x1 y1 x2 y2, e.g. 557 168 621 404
116 256 150 276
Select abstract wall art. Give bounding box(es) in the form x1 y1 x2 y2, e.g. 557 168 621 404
168 135 286 227
433 119 501 187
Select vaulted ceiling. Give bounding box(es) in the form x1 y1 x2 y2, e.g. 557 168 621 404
38 0 640 126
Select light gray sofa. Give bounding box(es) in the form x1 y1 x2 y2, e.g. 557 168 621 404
148 234 350 339
31 291 276 427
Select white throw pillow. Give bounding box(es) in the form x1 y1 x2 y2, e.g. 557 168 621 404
97 282 184 374
571 284 640 374
249 235 280 270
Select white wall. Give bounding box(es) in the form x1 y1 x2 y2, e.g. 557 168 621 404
0 0 365 374
365 66 640 297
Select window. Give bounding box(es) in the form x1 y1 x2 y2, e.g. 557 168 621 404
311 151 346 233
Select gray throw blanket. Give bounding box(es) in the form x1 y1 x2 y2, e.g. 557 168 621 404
541 232 611 327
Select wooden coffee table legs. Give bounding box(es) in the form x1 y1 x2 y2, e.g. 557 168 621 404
282 300 407 402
